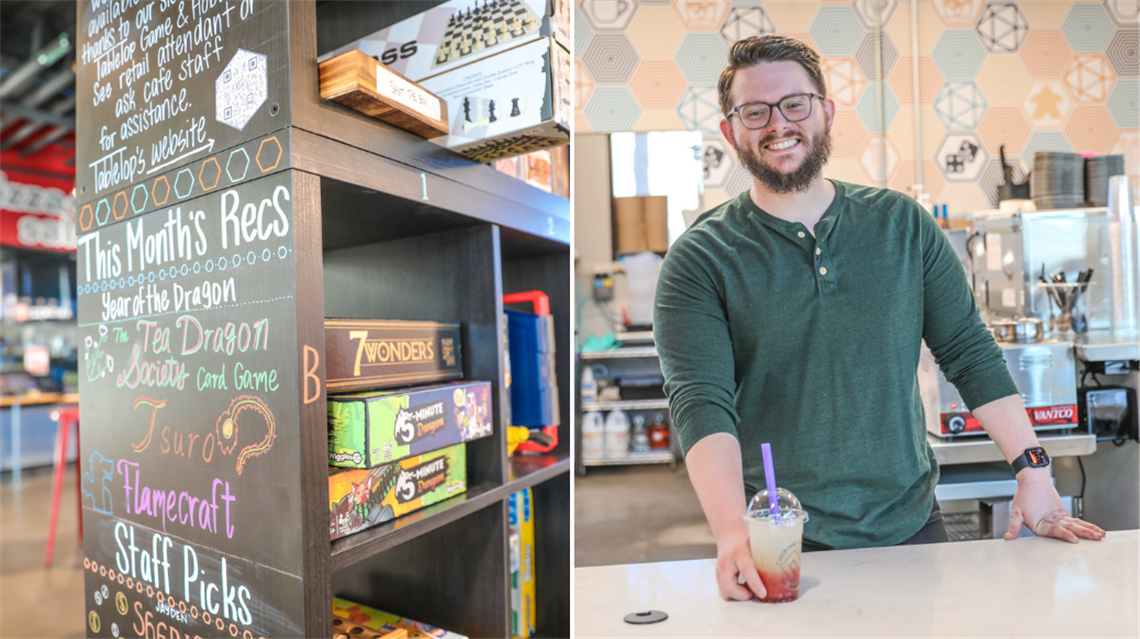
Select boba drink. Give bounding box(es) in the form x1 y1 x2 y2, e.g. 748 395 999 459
748 513 804 602
743 485 809 603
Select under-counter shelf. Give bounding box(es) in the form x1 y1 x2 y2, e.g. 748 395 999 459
581 346 659 359
583 450 676 467
582 399 669 411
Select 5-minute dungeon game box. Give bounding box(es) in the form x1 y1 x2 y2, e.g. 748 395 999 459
328 381 493 469
328 444 467 541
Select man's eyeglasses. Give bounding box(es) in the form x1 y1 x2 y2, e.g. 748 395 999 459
727 93 822 130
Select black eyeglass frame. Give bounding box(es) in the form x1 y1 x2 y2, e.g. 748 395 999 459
726 93 824 130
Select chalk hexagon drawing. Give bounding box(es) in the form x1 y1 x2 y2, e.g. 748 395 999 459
216 49 268 132
935 131 988 182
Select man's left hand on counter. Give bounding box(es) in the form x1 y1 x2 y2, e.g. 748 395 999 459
1005 469 1107 542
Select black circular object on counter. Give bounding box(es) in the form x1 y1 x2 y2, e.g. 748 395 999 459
624 610 668 625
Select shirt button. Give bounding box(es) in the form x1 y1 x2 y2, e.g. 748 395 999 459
820 267 828 275
816 247 821 255
797 231 806 238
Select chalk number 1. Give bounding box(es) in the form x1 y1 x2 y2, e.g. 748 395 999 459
421 172 429 200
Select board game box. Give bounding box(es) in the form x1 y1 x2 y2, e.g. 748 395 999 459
509 488 536 639
419 37 570 162
319 0 568 82
328 381 492 469
333 597 469 639
325 319 462 394
328 444 467 541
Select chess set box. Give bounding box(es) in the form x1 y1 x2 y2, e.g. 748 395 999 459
320 0 570 161
419 36 570 162
320 0 569 82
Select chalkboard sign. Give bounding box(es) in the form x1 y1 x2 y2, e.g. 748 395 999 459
75 0 290 224
77 171 305 638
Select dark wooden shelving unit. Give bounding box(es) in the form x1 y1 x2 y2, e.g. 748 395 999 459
289 3 572 638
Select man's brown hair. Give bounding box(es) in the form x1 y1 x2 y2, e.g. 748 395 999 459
718 35 827 117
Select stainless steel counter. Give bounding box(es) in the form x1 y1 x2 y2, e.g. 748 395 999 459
575 531 1138 638
929 431 1096 466
1073 330 1140 362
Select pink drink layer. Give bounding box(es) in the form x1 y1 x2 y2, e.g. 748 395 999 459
748 517 803 603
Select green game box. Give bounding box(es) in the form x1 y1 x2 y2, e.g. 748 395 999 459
328 380 492 469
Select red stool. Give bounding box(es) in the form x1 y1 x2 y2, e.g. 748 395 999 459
45 407 80 567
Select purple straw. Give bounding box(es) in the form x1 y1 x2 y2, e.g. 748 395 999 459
761 442 779 515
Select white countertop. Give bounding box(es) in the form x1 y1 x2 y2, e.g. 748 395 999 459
574 531 1138 638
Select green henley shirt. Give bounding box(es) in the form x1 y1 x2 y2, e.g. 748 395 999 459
653 180 1018 550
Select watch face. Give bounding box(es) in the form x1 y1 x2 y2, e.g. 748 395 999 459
1026 447 1049 466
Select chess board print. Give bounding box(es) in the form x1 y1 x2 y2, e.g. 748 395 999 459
433 0 542 70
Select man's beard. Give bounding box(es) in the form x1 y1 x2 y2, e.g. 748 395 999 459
733 124 832 195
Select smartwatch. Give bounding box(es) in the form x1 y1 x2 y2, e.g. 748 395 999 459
1011 446 1050 474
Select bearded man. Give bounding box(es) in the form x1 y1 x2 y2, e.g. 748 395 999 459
652 35 1105 602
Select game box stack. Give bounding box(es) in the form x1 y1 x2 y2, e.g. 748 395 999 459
325 319 493 541
319 0 571 161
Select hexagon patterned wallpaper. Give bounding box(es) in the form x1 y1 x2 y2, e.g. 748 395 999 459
576 0 1140 215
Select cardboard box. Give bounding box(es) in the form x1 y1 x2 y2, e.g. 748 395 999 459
325 319 462 394
419 37 570 162
320 0 568 82
328 381 492 469
328 444 467 540
333 596 468 639
508 488 536 639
